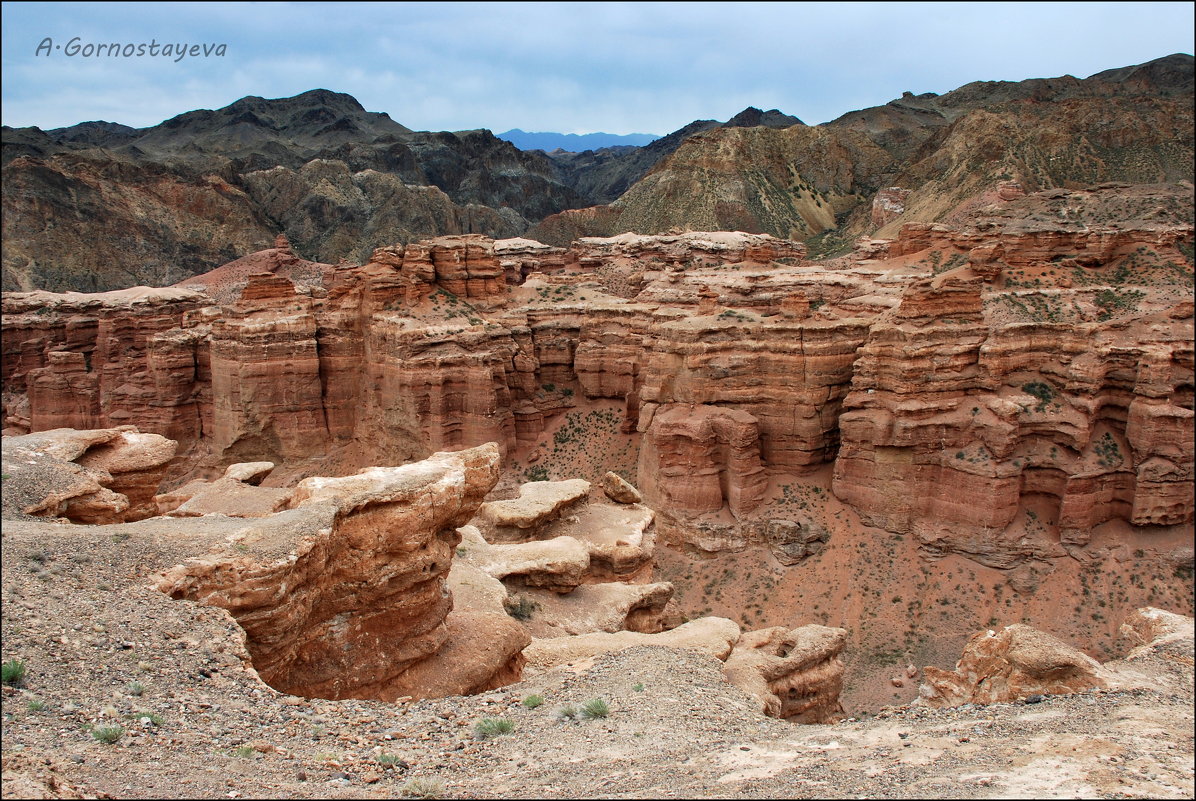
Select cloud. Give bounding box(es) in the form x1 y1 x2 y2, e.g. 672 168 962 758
2 1 1192 134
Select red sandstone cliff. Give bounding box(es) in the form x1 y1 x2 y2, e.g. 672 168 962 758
3 207 1192 567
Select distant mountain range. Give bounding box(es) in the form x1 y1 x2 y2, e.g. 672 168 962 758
497 130 660 152
2 54 1191 292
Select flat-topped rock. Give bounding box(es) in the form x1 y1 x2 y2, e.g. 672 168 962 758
167 478 293 519
537 500 657 582
523 616 741 676
521 581 675 636
478 478 591 536
456 525 591 593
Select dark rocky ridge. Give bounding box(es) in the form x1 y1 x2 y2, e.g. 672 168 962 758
528 53 1194 247
3 55 1192 291
544 107 806 206
2 90 586 291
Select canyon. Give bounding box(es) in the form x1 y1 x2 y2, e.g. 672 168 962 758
1 52 1193 801
3 184 1192 707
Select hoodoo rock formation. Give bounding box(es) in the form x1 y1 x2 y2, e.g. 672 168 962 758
155 444 505 700
4 205 1192 560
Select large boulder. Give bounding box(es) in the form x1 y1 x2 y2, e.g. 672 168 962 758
155 443 503 700
477 479 591 541
918 624 1110 707
722 625 847 722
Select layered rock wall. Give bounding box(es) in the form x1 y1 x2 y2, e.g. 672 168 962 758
832 241 1194 565
4 224 1192 564
155 444 502 700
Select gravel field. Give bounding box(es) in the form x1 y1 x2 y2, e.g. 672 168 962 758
3 512 1193 799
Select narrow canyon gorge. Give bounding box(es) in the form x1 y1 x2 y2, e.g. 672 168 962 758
3 184 1192 718
2 50 1193 799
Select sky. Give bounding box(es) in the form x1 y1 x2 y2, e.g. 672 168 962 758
1 1 1193 136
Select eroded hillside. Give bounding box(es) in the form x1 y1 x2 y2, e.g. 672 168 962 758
3 183 1192 710
4 55 1191 293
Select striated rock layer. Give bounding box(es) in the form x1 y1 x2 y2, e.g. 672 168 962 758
3 214 1193 566
918 623 1110 707
831 215 1194 566
155 443 503 700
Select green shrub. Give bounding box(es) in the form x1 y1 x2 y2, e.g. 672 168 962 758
524 465 549 482
556 705 580 721
400 778 445 799
521 694 545 709
91 725 125 744
2 659 26 687
1094 432 1123 467
474 717 514 739
504 596 538 621
581 698 610 719
1021 381 1054 412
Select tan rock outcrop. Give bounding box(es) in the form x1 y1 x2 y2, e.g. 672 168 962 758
600 471 642 504
522 616 742 676
222 461 276 483
1119 606 1195 662
570 231 806 270
722 625 847 723
494 237 569 285
477 479 591 541
457 525 591 593
2 426 176 524
918 624 1110 707
153 461 279 516
155 443 504 701
164 477 292 518
560 501 657 582
522 581 675 636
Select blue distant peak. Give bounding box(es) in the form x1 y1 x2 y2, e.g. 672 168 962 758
498 129 660 152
